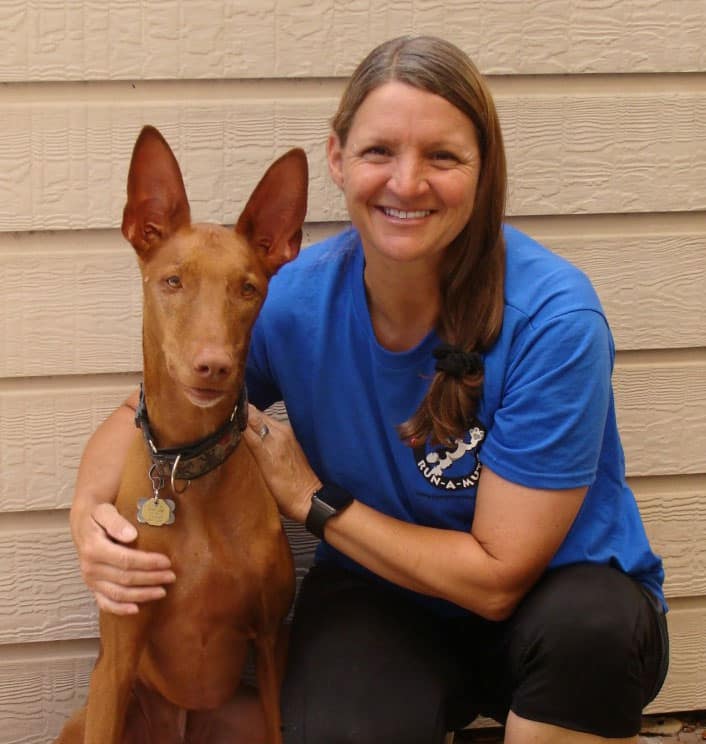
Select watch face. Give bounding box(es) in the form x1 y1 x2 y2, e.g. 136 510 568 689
318 484 354 510
306 485 354 540
313 495 338 517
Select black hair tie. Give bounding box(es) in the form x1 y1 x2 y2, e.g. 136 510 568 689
433 343 483 378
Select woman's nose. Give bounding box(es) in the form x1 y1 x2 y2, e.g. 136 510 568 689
388 155 429 198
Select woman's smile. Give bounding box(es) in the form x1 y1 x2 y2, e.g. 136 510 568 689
379 206 434 220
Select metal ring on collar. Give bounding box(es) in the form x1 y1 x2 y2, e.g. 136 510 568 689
170 454 191 495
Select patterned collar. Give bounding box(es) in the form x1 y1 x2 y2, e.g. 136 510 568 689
134 384 248 484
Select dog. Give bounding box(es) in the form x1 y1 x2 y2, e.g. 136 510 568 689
55 125 306 743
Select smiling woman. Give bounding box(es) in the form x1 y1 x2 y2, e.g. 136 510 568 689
242 36 667 744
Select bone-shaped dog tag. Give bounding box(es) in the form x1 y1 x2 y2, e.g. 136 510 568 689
137 497 176 526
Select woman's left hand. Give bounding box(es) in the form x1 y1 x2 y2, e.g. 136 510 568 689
243 404 323 523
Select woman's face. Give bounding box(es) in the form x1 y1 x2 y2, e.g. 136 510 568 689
328 80 481 273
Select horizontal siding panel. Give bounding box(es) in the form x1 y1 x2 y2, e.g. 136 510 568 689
0 101 334 231
1 0 704 81
0 524 98 644
0 649 95 744
2 483 702 643
616 362 706 477
2 228 704 377
501 93 706 216
646 604 706 713
1 249 143 378
1 92 705 230
0 604 702 742
1 364 704 513
0 384 135 512
638 483 706 598
536 231 706 351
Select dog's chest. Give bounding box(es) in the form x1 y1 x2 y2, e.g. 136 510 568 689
118 435 292 614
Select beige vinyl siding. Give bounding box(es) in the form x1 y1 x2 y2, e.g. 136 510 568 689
1 2 704 740
2 1 705 79
3 83 706 230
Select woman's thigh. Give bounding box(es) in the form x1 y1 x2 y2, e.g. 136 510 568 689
280 563 471 744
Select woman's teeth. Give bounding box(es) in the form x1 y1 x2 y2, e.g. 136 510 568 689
383 207 431 219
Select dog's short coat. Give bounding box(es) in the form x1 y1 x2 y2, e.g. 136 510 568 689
56 125 307 743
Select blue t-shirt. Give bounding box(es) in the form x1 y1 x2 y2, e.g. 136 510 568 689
247 225 666 614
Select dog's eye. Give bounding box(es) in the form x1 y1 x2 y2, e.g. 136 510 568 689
242 281 257 297
165 275 182 289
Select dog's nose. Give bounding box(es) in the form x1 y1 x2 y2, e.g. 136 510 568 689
193 348 233 379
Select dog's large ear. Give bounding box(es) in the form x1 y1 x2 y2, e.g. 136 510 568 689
122 126 191 255
235 148 308 276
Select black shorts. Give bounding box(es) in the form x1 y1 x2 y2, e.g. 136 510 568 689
280 562 669 743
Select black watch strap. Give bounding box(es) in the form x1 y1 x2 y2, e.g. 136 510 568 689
305 483 354 540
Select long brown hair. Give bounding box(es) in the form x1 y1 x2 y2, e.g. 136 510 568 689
331 36 507 445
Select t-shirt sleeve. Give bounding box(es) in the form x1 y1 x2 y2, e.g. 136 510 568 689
479 309 613 489
245 314 282 410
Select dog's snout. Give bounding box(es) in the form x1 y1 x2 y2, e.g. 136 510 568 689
193 348 233 379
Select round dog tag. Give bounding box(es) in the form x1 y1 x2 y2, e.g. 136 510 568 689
137 497 176 526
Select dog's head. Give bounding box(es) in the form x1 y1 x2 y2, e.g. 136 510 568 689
121 126 307 423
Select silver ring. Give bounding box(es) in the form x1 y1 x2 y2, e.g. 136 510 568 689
259 424 270 440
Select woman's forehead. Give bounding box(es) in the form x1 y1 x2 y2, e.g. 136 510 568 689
347 81 477 145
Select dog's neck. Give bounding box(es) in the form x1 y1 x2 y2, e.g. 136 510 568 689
135 383 248 484
141 383 241 448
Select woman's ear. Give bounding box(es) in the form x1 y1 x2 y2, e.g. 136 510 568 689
326 132 345 190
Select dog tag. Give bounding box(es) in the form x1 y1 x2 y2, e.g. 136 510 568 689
137 497 176 526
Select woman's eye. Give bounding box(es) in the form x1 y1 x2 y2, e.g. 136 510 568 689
431 151 458 163
362 146 390 159
165 275 182 289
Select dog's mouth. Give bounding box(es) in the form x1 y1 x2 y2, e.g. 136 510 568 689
183 386 228 408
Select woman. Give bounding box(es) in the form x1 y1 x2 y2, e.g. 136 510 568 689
71 36 667 744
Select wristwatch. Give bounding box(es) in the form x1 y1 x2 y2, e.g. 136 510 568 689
305 483 354 540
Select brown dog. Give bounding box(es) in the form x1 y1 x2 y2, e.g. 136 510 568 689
56 126 306 743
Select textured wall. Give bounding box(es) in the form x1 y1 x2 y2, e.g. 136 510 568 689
1 2 705 740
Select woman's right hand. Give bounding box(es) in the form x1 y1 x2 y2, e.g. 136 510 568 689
72 501 176 615
69 389 176 615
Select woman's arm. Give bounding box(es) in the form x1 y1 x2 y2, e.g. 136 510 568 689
325 468 585 620
244 406 585 621
71 388 175 615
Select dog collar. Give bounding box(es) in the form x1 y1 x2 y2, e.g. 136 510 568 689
135 384 248 486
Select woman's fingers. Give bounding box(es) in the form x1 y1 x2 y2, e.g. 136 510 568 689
82 555 176 589
82 532 173 575
92 577 169 614
92 501 138 544
94 593 140 616
80 540 176 587
85 552 175 614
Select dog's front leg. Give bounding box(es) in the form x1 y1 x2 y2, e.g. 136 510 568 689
254 631 286 744
84 608 152 744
